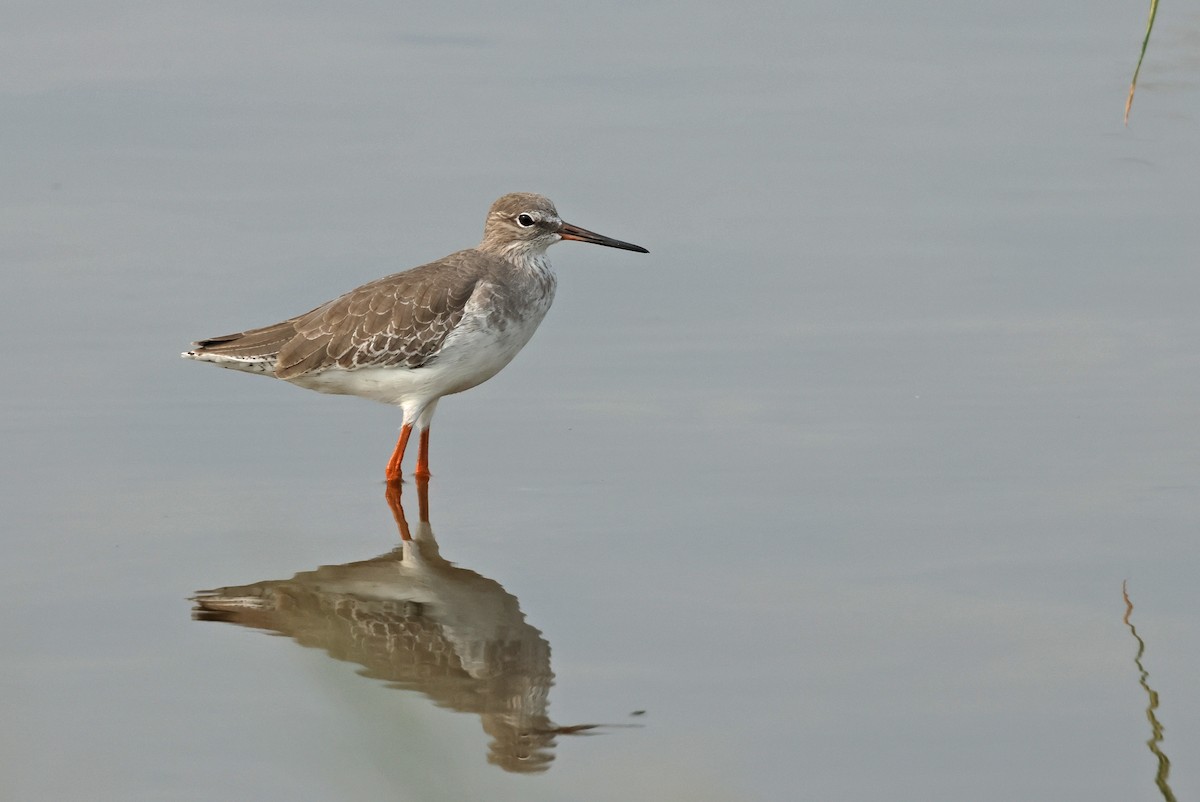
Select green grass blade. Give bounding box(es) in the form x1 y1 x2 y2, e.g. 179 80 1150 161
1125 0 1160 124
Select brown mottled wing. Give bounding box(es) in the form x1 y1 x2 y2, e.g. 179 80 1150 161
191 319 298 359
274 253 484 380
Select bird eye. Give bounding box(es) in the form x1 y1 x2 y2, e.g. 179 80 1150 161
516 213 535 227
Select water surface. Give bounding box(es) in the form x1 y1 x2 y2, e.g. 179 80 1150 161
2 2 1199 800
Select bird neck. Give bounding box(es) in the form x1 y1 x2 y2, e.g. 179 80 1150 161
497 247 554 276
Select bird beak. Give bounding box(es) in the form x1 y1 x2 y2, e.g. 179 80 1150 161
559 222 649 254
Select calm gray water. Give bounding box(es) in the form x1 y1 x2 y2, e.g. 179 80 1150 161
3 2 1198 800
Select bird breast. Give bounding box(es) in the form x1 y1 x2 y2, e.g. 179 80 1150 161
433 263 557 392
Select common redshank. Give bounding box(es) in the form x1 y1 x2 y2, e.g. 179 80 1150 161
183 192 648 481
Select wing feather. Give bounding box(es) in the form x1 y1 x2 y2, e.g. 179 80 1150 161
189 250 496 380
275 252 487 379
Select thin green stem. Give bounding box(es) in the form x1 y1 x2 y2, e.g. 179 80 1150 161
1125 0 1160 124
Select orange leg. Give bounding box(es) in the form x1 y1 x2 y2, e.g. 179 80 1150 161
385 424 412 483
413 428 432 478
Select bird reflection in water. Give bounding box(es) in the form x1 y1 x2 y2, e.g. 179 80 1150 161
193 479 590 773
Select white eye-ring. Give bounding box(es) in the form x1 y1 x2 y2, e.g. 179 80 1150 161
516 213 535 227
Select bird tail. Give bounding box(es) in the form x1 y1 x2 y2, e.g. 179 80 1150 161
182 320 298 374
